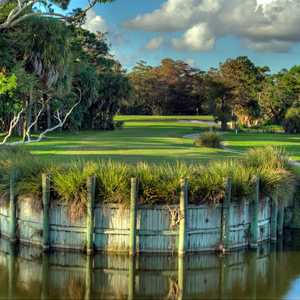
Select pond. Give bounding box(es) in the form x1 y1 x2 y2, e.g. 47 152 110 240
0 231 300 300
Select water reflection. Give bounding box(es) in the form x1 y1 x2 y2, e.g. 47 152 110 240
0 232 300 299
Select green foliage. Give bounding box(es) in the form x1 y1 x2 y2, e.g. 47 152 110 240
114 120 125 129
194 132 222 148
283 107 300 133
242 146 295 203
95 160 131 204
136 162 190 205
189 160 253 205
0 147 48 200
260 66 300 124
124 59 204 115
0 72 17 95
0 147 295 212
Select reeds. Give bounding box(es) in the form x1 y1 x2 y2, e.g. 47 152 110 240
0 146 296 217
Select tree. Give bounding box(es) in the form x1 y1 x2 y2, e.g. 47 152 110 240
124 59 206 115
0 0 114 31
260 66 300 124
205 70 233 131
217 56 267 127
67 27 130 130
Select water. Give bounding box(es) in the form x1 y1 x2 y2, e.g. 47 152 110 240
0 231 300 300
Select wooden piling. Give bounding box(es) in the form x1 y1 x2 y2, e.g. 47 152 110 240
178 255 185 300
129 178 138 256
128 255 136 300
9 170 17 243
42 174 50 251
270 192 278 242
85 255 93 300
178 178 188 256
86 176 96 255
219 256 228 300
277 204 284 237
221 178 231 249
8 242 16 300
249 249 258 299
250 176 259 249
41 253 49 300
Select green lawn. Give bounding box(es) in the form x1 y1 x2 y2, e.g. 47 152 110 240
16 115 300 163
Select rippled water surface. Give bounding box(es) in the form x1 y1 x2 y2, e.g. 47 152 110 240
1 231 300 299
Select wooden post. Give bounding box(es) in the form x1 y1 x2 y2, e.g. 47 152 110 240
8 242 16 300
250 176 259 249
128 255 136 300
41 253 49 300
85 255 93 300
86 176 96 255
277 203 284 237
221 178 231 249
178 255 185 300
178 178 188 256
270 193 278 242
249 249 257 300
219 256 228 300
9 170 17 243
42 174 50 251
129 178 138 256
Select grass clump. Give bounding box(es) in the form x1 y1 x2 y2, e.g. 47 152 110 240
95 160 131 204
136 162 190 205
194 131 222 148
189 160 255 205
52 161 97 220
0 146 48 207
0 145 296 218
242 146 295 204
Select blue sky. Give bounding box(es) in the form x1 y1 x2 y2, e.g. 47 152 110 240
72 0 300 72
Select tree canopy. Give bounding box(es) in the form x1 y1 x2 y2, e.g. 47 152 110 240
0 1 129 144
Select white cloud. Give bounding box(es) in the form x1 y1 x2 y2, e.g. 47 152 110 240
124 0 300 53
172 23 215 51
82 9 107 33
245 39 293 52
185 58 196 67
145 36 164 50
124 0 222 32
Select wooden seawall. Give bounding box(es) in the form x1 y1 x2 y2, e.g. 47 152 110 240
0 175 284 254
0 197 277 254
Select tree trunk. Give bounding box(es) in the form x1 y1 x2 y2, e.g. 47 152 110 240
221 120 228 131
27 90 33 130
47 103 51 129
34 102 38 133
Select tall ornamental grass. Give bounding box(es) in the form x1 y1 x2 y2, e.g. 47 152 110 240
0 146 296 218
0 147 48 207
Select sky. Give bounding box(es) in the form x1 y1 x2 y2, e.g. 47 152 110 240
71 0 300 72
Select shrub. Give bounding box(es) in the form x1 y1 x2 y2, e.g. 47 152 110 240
283 107 300 133
194 132 222 148
114 120 125 130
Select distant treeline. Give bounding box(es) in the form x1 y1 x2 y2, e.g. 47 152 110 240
120 57 300 132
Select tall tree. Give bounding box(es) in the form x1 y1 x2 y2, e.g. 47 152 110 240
260 66 300 124
0 0 114 31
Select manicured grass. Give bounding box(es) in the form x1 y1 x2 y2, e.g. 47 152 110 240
11 115 300 163
114 115 215 122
